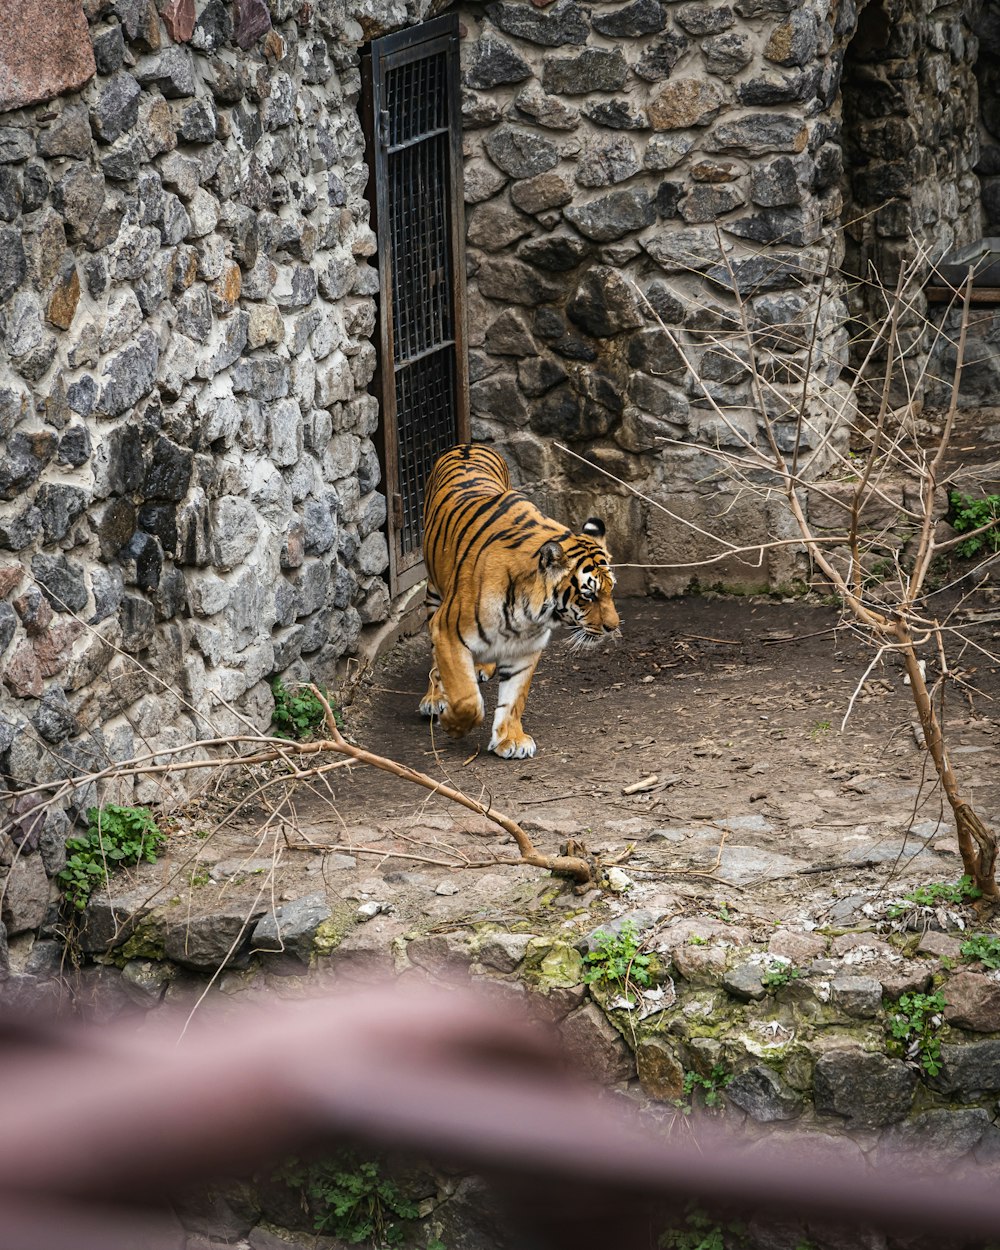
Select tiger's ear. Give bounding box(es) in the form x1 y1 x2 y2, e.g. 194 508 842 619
582 517 606 539
538 540 567 572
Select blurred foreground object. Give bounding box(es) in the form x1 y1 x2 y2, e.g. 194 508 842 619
2 981 1000 1250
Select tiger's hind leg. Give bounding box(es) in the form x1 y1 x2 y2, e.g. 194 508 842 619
489 653 542 759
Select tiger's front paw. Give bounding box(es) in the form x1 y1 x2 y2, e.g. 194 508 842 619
489 730 537 759
418 695 446 719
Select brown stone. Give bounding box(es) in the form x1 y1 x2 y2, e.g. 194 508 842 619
691 160 740 183
247 304 284 349
659 917 753 952
171 247 199 293
46 265 81 330
648 79 725 131
467 203 534 251
0 565 24 599
767 928 828 963
210 262 242 314
34 619 84 677
636 1036 685 1101
142 95 176 157
829 933 891 957
510 172 573 214
262 30 285 62
672 942 729 985
3 643 44 698
13 591 53 636
917 931 964 959
160 0 195 42
875 961 933 999
943 971 1000 1032
0 0 96 111
124 0 161 50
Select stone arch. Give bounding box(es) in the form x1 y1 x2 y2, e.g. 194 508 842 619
838 0 981 364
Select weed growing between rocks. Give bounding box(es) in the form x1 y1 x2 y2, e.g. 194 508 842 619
960 933 1000 969
885 990 947 1077
57 803 165 912
885 876 982 923
760 958 800 992
270 678 343 740
271 1153 433 1247
948 490 1000 557
583 920 653 1003
677 1066 733 1114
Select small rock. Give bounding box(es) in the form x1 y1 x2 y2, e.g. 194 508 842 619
813 1049 916 1128
560 1002 634 1083
830 974 882 1018
723 961 767 1001
636 1035 685 1101
252 892 332 965
726 1064 802 1121
943 971 1000 1033
478 931 534 972
435 880 461 896
917 931 963 959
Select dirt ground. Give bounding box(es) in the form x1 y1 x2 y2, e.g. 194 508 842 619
211 590 1000 941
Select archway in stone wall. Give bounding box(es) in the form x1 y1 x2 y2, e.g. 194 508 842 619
838 0 980 392
974 3 1000 234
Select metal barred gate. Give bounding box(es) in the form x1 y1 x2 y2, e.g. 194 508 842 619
362 14 470 596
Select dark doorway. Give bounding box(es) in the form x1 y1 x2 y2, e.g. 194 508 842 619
361 13 470 597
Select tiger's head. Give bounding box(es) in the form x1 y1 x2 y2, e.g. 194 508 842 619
539 517 620 649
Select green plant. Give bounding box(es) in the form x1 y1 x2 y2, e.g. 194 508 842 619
809 719 831 740
270 677 343 740
761 959 800 991
583 921 652 1001
275 1154 420 1246
681 1065 732 1110
949 491 1000 558
886 990 947 1077
886 876 981 918
659 1204 749 1250
960 933 1000 970
58 804 165 911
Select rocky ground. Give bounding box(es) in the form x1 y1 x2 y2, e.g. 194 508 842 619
272 590 1000 936
62 588 1000 995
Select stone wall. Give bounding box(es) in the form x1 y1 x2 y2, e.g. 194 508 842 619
456 0 856 595
0 0 402 847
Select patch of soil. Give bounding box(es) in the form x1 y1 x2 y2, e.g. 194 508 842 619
172 592 1000 941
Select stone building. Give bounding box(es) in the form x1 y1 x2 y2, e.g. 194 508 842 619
0 0 993 869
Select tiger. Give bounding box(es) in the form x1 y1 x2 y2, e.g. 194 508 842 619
418 443 620 759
